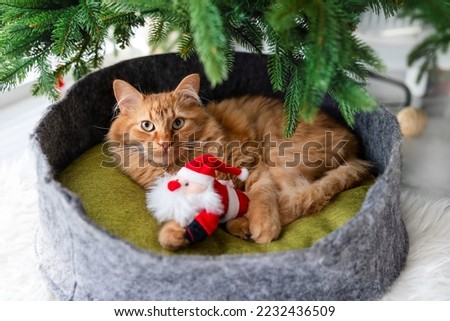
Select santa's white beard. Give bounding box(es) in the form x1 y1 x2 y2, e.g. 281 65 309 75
146 175 224 227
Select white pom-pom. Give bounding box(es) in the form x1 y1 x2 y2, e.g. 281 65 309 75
237 168 249 181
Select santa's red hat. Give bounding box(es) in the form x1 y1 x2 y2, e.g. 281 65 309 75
177 154 249 185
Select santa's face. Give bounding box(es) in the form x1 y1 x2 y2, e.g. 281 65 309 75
147 174 223 227
175 178 207 195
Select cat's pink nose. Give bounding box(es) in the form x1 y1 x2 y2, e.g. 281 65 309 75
159 142 170 151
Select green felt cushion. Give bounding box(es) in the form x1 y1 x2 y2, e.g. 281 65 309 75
58 144 373 256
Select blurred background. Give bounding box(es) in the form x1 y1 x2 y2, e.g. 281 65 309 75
357 11 450 198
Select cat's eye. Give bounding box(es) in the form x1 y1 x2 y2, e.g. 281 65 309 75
141 121 155 132
172 118 185 130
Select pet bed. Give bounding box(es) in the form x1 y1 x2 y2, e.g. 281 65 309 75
33 53 408 300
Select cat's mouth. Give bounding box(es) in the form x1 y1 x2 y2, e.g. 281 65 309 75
149 144 198 167
149 149 172 166
117 141 199 168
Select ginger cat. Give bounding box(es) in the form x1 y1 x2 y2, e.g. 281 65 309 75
107 74 371 250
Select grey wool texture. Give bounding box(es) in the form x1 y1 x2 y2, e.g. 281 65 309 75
33 53 408 300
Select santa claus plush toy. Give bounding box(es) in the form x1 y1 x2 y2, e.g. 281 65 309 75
147 154 249 244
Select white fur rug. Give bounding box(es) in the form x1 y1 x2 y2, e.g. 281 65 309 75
1 150 449 300
0 151 54 300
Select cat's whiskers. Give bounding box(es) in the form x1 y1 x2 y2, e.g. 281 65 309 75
175 140 219 146
108 145 147 159
108 144 162 167
92 125 110 131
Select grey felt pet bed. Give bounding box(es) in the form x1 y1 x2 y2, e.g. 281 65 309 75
33 53 408 300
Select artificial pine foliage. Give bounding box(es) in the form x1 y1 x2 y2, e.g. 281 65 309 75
0 0 449 136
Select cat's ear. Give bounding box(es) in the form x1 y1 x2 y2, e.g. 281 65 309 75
113 79 143 114
174 74 201 104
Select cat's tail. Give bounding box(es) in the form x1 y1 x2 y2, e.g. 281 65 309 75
278 158 372 225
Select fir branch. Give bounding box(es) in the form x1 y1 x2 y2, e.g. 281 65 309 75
92 38 105 69
226 17 265 53
0 58 36 90
0 0 447 135
1 9 58 35
1 32 49 57
266 0 303 34
76 2 108 68
224 36 237 74
349 35 385 72
51 6 81 56
0 1 49 11
366 0 402 17
64 34 90 78
111 0 172 12
99 8 139 26
0 43 50 93
79 0 102 38
32 56 60 101
148 17 170 46
301 0 339 117
284 66 304 136
101 4 145 49
267 48 286 92
112 21 142 49
187 0 229 86
401 0 450 30
177 33 195 60
329 72 378 127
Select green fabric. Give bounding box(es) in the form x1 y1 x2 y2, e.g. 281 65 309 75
58 144 373 256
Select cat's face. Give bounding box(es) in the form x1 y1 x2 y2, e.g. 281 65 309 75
108 74 221 168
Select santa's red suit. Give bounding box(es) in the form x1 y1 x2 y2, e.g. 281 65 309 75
167 154 250 243
184 179 249 243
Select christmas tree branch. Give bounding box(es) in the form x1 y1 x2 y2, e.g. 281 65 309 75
0 0 447 136
187 0 228 86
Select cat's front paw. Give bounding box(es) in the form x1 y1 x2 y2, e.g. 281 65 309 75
248 215 281 244
226 216 251 240
158 220 189 250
